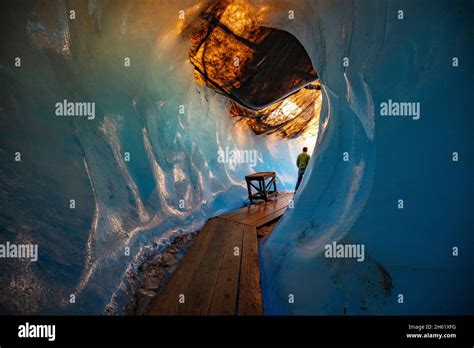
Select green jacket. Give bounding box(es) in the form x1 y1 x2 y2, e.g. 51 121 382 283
296 152 310 169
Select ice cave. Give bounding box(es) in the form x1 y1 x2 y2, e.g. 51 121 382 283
0 0 472 316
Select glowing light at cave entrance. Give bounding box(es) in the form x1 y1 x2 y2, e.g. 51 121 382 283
230 83 322 139
184 0 321 139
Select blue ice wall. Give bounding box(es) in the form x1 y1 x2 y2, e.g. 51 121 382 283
0 0 314 314
1 0 472 316
260 0 474 314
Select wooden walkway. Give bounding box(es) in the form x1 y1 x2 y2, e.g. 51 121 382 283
146 192 293 316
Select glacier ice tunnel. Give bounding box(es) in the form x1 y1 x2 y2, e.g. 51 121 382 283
0 0 472 316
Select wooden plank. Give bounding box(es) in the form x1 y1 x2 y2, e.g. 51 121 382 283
228 199 291 226
238 225 263 315
245 207 288 228
208 223 244 315
224 194 292 224
177 218 231 315
220 192 292 220
220 198 274 219
146 218 218 315
220 205 255 219
231 204 283 226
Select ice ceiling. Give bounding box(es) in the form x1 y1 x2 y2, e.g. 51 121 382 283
184 0 321 139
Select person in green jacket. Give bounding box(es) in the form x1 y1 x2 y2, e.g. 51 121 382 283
295 147 310 192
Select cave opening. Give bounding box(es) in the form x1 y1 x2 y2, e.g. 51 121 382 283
182 0 323 141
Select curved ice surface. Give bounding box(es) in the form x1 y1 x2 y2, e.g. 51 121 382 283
260 0 474 314
0 0 472 315
0 0 314 314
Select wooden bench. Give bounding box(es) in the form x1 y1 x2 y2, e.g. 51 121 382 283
245 171 278 203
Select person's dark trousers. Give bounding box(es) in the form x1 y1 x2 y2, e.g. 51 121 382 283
295 167 306 191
